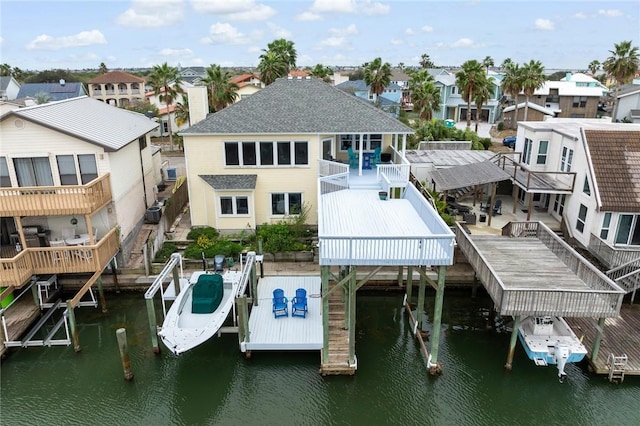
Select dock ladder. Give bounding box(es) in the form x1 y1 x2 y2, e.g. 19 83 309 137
606 353 628 383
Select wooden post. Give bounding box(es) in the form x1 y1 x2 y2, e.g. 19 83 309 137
110 259 120 293
527 192 534 221
396 266 403 287
116 328 134 380
348 267 356 366
67 303 81 352
416 266 426 329
429 266 446 375
471 274 478 299
31 280 39 307
406 266 414 304
97 277 107 313
343 266 350 330
146 297 160 354
487 183 497 227
512 185 519 214
321 266 330 364
14 217 27 251
591 317 606 361
237 295 250 357
505 315 521 370
249 258 257 304
85 214 94 244
172 265 181 297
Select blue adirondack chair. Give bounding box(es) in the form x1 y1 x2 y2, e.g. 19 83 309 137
291 288 308 318
347 147 359 168
373 147 381 165
272 288 288 318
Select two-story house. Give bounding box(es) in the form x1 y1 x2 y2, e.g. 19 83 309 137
510 118 640 294
229 73 264 103
87 70 146 107
146 81 193 138
335 80 402 116
0 96 158 283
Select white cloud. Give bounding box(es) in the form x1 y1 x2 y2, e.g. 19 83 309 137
191 0 276 21
228 5 277 21
267 22 292 38
390 39 403 46
200 22 261 44
358 0 390 15
316 37 349 49
159 48 194 57
116 0 184 28
573 12 587 19
311 0 356 13
450 38 481 48
534 18 555 31
405 28 416 36
26 30 107 51
295 11 323 21
421 25 434 33
598 9 622 17
0 36 4 45
329 24 358 36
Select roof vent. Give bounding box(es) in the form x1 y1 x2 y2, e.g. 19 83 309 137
59 79 66 86
287 75 293 80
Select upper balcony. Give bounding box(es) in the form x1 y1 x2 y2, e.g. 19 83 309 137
493 154 576 194
0 174 112 217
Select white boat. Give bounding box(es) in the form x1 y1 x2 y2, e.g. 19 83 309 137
517 316 587 381
159 270 241 355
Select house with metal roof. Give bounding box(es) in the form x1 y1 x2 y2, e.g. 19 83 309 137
87 70 146 107
0 76 21 101
16 80 87 103
181 75 455 375
614 84 640 123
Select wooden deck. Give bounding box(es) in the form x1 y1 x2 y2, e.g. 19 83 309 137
0 291 41 358
320 279 354 375
566 304 640 376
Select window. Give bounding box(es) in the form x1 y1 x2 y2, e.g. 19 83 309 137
242 142 256 166
572 96 587 108
536 140 548 164
138 136 147 150
220 196 249 215
0 157 10 187
576 204 587 233
78 154 98 184
600 213 612 239
224 141 308 166
339 134 382 151
560 146 573 172
225 142 240 165
553 194 566 216
260 142 273 165
277 142 291 165
294 141 308 165
57 155 78 185
523 138 533 164
13 157 54 187
271 192 302 216
583 176 591 195
615 215 640 246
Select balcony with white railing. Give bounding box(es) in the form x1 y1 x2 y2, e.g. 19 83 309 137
0 174 112 217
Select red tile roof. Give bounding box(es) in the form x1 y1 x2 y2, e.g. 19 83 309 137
229 73 256 84
586 129 640 212
288 69 309 77
88 70 145 84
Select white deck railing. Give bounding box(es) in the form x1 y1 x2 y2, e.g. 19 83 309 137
318 159 349 178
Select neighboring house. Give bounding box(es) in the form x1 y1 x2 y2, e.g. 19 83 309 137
146 81 193 138
180 76 415 233
16 80 87 102
0 76 21 100
87 70 145 107
229 74 264 103
179 66 206 85
502 102 556 128
335 79 403 116
0 96 159 274
511 118 640 274
614 85 640 123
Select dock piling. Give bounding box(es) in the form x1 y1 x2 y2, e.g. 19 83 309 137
429 266 447 375
97 277 107 313
116 328 134 380
67 303 81 352
504 315 520 371
146 297 160 354
591 317 606 361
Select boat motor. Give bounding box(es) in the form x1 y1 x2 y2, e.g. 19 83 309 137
553 341 571 383
214 254 225 272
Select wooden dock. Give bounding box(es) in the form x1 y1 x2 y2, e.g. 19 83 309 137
566 304 640 376
0 296 41 358
320 280 355 375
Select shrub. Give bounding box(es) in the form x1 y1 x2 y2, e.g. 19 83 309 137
479 137 492 150
187 227 219 241
154 242 178 262
497 121 505 131
183 238 242 259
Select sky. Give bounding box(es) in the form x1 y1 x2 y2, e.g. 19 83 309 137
0 0 638 72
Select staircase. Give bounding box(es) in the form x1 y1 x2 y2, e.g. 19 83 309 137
607 353 628 383
320 280 355 375
606 256 640 294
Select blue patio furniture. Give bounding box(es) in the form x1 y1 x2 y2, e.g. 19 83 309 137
373 147 381 165
272 288 288 318
347 147 359 168
291 288 308 318
492 199 502 216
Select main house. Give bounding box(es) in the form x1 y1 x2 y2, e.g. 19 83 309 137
510 118 640 292
0 96 159 288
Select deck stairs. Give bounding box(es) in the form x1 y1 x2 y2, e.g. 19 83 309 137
606 256 640 294
606 353 628 383
321 280 354 374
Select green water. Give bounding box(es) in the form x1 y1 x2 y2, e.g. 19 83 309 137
1 292 639 426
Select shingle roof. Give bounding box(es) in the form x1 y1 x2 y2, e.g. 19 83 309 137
17 82 86 101
182 77 413 135
87 70 145 84
586 129 640 212
0 96 158 151
200 174 257 190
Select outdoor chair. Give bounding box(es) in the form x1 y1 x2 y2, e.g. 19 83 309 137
291 288 308 318
347 147 359 168
492 199 502 215
480 197 491 212
272 288 288 318
49 239 69 264
373 147 381 165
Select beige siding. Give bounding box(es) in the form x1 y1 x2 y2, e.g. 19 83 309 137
187 87 208 125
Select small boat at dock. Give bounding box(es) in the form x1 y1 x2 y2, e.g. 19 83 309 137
159 270 242 355
517 316 587 381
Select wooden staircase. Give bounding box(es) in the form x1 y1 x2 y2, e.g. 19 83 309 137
320 281 356 375
606 256 640 294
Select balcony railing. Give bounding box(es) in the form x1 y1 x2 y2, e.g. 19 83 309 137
0 174 112 217
589 233 640 269
494 154 576 193
0 227 120 287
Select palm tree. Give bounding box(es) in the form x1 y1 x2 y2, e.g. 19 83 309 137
588 60 601 76
603 40 640 120
0 63 11 76
148 62 183 151
258 50 288 85
309 64 333 83
501 58 513 70
99 62 108 74
502 62 523 129
34 91 51 104
397 62 405 71
201 64 238 112
363 57 392 106
420 53 434 69
473 75 495 133
520 60 546 121
482 56 494 73
264 38 297 73
455 59 485 128
174 95 190 128
408 70 441 120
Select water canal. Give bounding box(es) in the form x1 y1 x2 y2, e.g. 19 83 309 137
1 291 638 425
